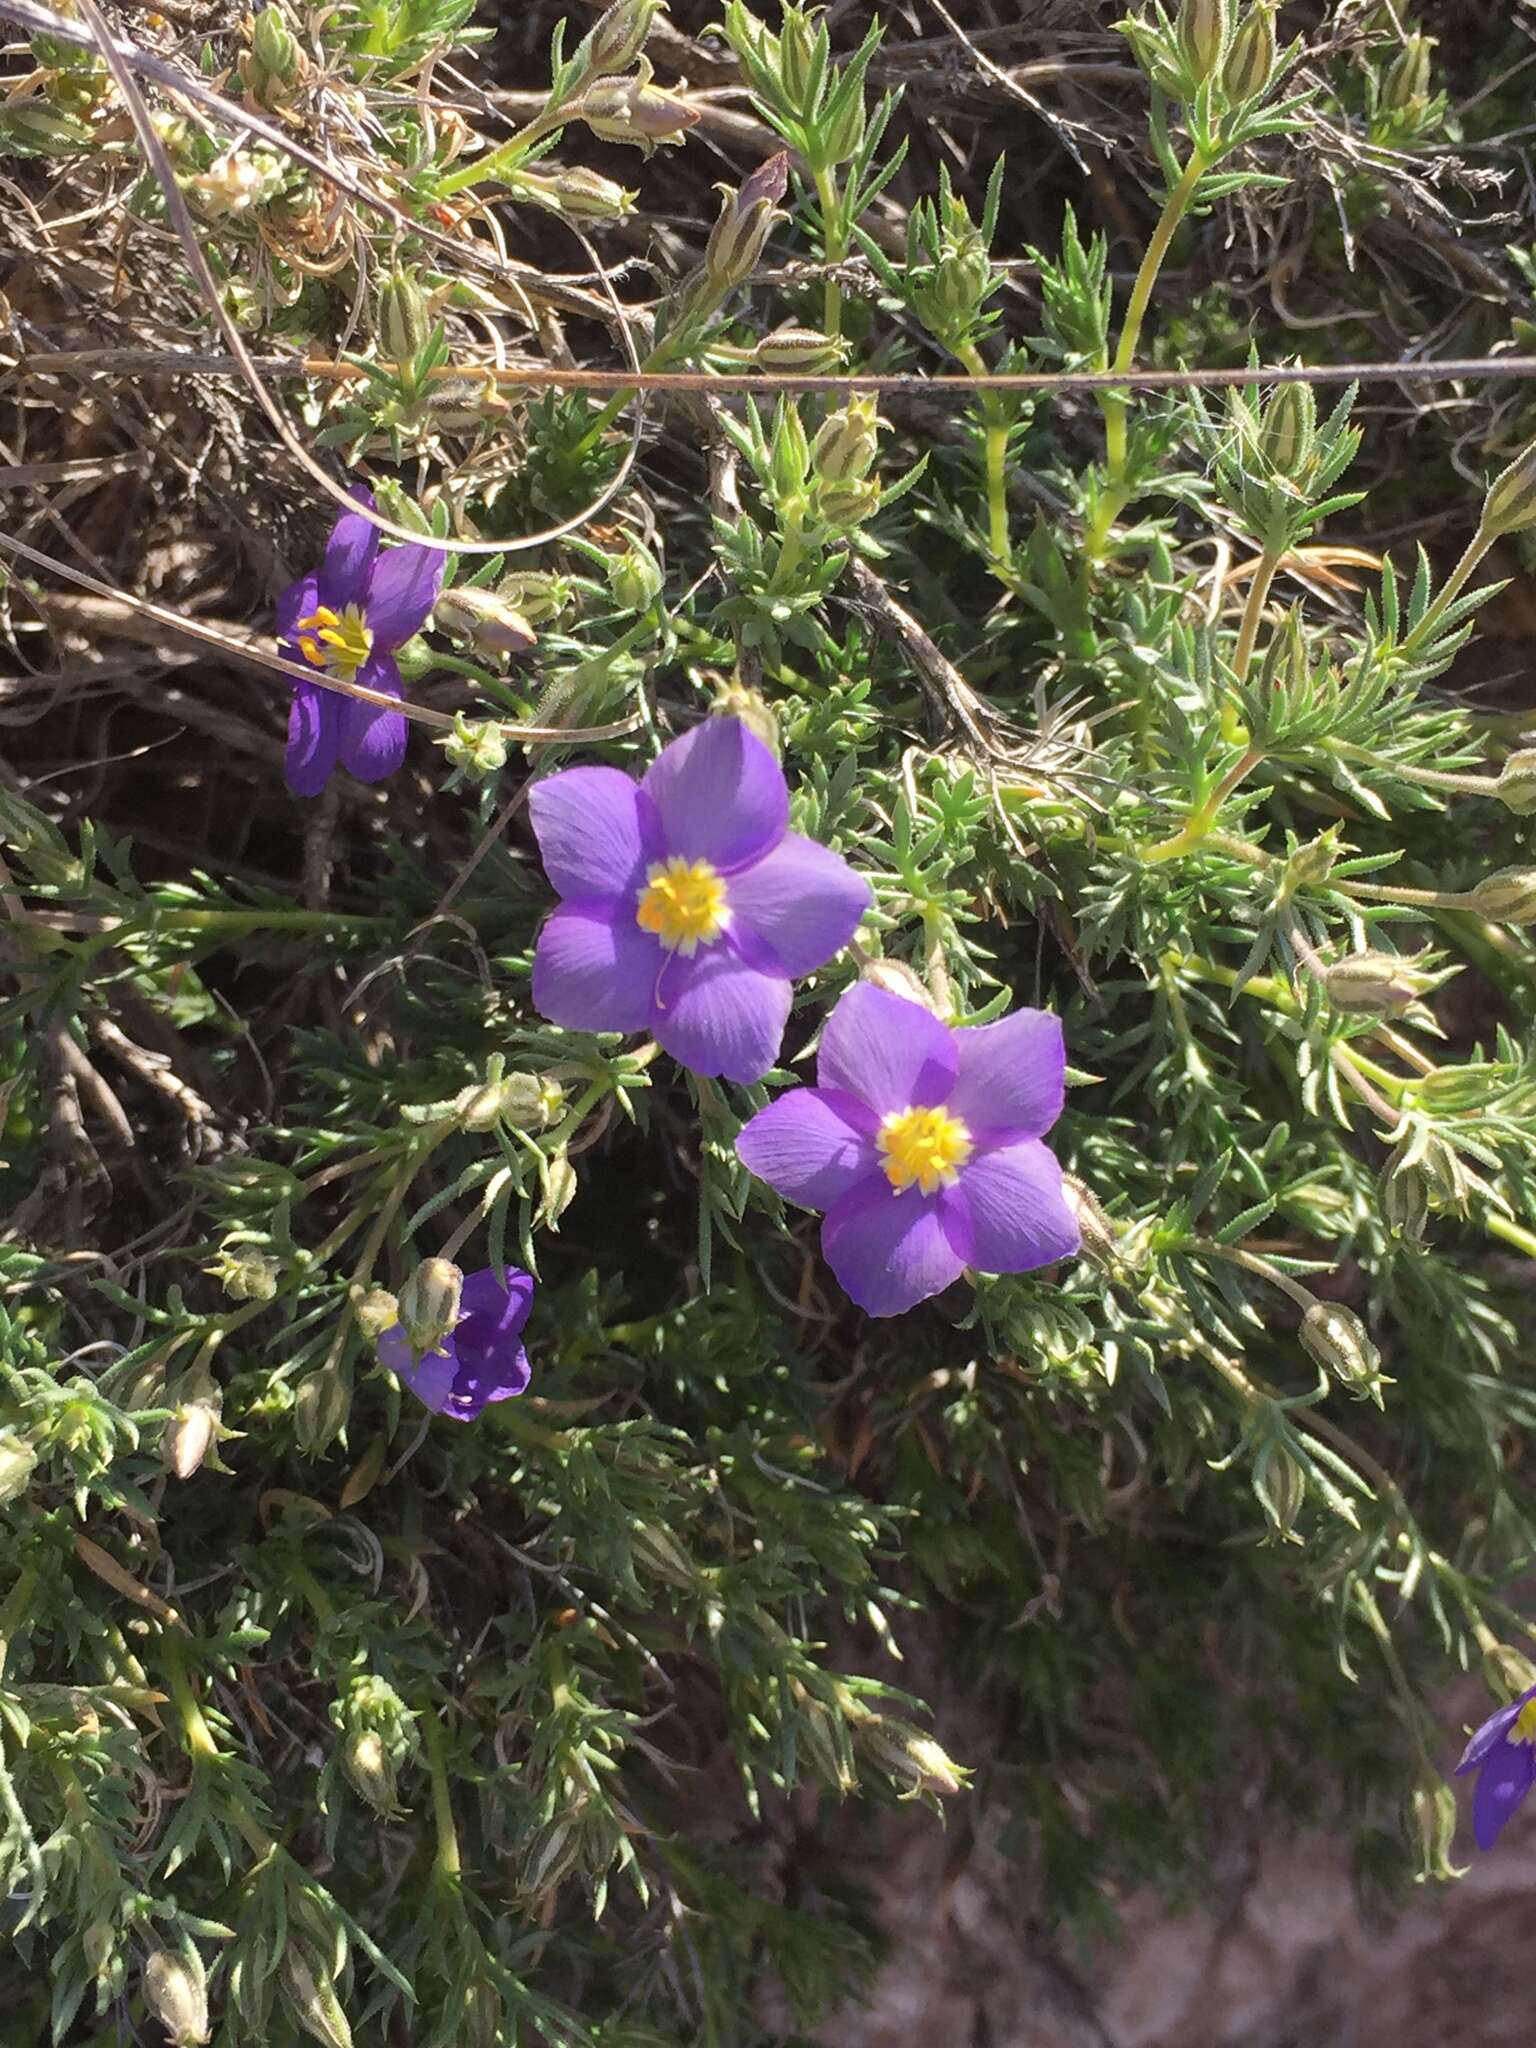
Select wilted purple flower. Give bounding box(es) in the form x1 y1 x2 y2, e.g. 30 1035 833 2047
528 717 870 1084
1454 1686 1536 1849
376 1265 533 1421
275 486 444 797
737 983 1080 1317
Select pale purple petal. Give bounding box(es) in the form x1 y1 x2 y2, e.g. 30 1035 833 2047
727 834 871 977
651 948 791 1083
317 486 380 609
533 904 659 1034
458 1265 536 1329
821 1174 968 1317
376 1326 458 1414
953 1137 1080 1274
641 719 788 870
528 767 658 904
1473 1739 1535 1849
285 677 341 798
947 1009 1068 1141
816 983 956 1118
1457 1693 1534 1774
337 650 408 783
364 540 445 648
276 571 320 649
737 1088 879 1210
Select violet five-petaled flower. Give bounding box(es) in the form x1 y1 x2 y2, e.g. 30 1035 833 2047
528 717 871 1084
376 1266 534 1422
1454 1684 1536 1849
736 982 1080 1317
275 486 444 797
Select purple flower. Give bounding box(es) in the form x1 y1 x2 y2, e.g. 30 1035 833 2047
376 1265 534 1422
737 983 1080 1318
528 718 871 1084
1454 1686 1536 1849
275 487 444 797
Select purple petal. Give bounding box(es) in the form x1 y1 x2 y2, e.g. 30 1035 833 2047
815 983 956 1119
458 1265 536 1330
533 904 660 1034
821 1174 968 1318
276 571 320 650
1473 1739 1535 1850
641 719 788 871
727 834 871 978
737 1088 879 1211
528 766 658 904
1456 1692 1535 1774
317 485 380 610
445 1344 531 1418
953 1137 1080 1274
377 1326 459 1415
651 948 791 1084
364 539 445 648
285 678 341 798
338 650 408 783
947 1009 1068 1141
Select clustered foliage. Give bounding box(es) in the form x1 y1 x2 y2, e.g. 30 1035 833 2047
5 0 1536 2041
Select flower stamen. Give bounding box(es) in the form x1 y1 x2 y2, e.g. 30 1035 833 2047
878 1105 973 1196
636 856 730 956
1513 1699 1536 1745
294 602 374 681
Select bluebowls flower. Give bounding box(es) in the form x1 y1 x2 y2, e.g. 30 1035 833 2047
528 717 870 1083
275 486 444 796
737 982 1080 1317
1455 1684 1536 1849
376 1265 534 1422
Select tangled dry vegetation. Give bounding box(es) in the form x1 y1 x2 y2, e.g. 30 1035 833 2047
8 1 1536 2044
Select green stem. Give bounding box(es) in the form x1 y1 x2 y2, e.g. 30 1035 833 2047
1401 523 1496 653
959 345 1010 564
1232 549 1284 684
813 167 846 339
1485 1212 1536 1261
420 1706 462 1880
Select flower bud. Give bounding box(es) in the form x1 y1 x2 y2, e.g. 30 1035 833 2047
607 539 664 613
82 1918 114 1978
810 396 881 487
510 164 636 221
710 681 779 754
543 1155 579 1224
1298 1301 1382 1394
1498 749 1536 815
578 0 661 77
704 152 789 288
497 572 573 625
442 715 507 781
857 956 938 1011
342 1727 402 1817
857 1715 968 1799
189 150 282 218
462 1982 503 2048
754 325 846 373
777 7 820 105
911 232 992 350
455 1072 563 1132
293 1363 351 1452
1482 1640 1536 1703
280 1949 353 2048
628 1518 697 1590
206 1243 280 1303
1383 32 1434 114
354 1288 400 1341
1255 1440 1306 1538
378 269 431 366
1408 1775 1464 1884
0 101 91 155
434 585 537 658
166 1367 221 1481
240 6 306 107
1379 1148 1430 1243
1222 3 1276 103
1481 439 1536 539
1260 382 1315 479
396 1258 464 1357
143 1950 209 2048
1174 0 1230 88
575 60 699 153
1061 1174 1119 1269
811 476 881 529
1323 950 1419 1019
0 1430 36 1508
1468 866 1536 924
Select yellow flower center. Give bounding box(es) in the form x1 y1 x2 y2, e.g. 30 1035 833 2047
1514 1698 1536 1745
878 1105 973 1196
635 856 730 956
294 602 374 681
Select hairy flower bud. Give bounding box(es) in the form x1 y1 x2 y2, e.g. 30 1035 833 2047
189 149 282 218
704 152 789 289
510 164 636 221
1222 2 1277 103
711 681 779 753
1408 1775 1463 1883
342 1726 403 1817
354 1288 400 1341
1260 382 1315 479
1497 748 1536 815
578 0 662 77
206 1242 280 1303
1255 1439 1306 1539
575 60 699 153
1174 0 1230 88
1061 1174 1119 1269
461 1981 503 2048
754 325 846 372
857 1715 967 1799
293 1362 351 1452
378 269 431 366
281 1949 354 2048
1383 32 1434 114
1481 439 1536 539
166 1367 221 1481
239 6 307 108
1482 1640 1536 1703
396 1258 463 1357
812 476 881 528
441 716 507 780
455 1071 563 1132
0 1429 37 1508
1379 1148 1430 1243
1324 950 1419 1018
1298 1301 1382 1394
810 396 881 487
434 585 537 659
607 540 664 614
1468 866 1536 924
857 956 938 1011
543 1155 579 1224
143 1950 210 2048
